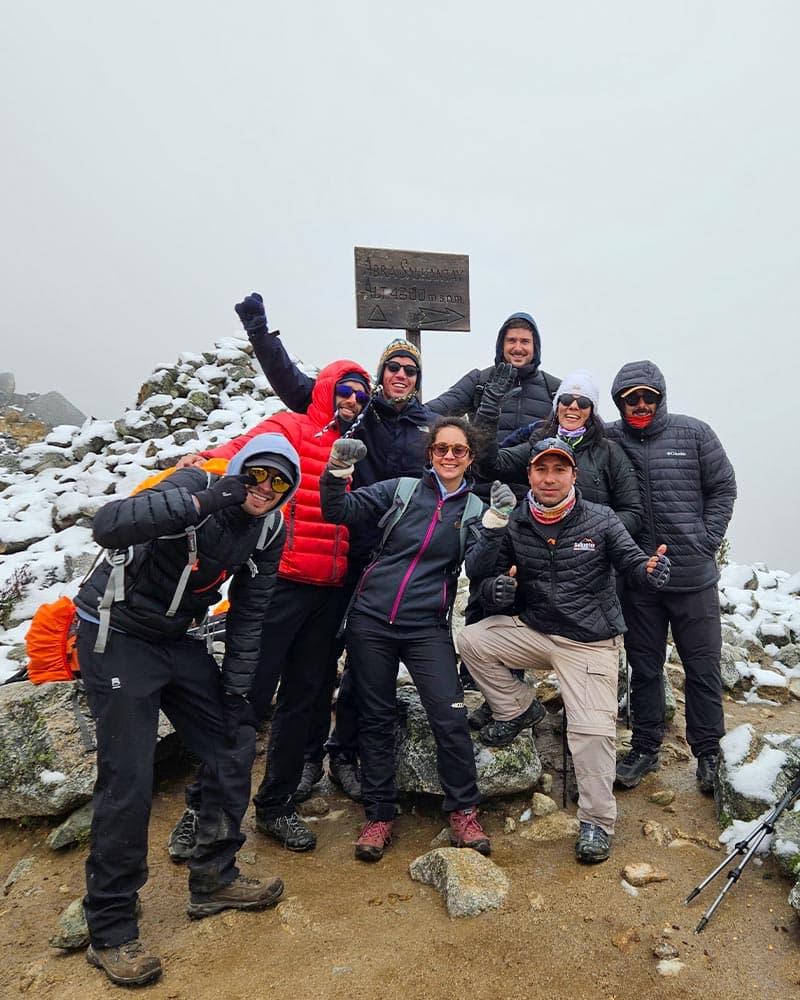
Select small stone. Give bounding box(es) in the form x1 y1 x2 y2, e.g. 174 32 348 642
622 862 669 887
537 773 553 794
49 897 88 950
295 796 329 817
656 958 686 977
409 847 509 919
611 928 641 951
642 820 673 846
518 813 580 842
648 789 675 806
503 817 516 834
653 941 680 960
530 793 558 817
526 892 545 911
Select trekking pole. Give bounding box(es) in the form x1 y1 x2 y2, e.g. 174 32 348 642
622 649 631 730
685 771 800 932
562 714 568 808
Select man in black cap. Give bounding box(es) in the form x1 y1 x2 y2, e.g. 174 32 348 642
607 361 737 794
457 438 671 864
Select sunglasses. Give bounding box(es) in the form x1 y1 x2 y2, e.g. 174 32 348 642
557 393 593 409
624 390 660 405
335 384 370 406
430 443 473 459
244 468 293 493
385 361 419 378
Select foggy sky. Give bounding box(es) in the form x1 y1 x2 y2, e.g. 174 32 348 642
2 3 798 570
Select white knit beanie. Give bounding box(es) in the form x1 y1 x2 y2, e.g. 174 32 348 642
553 369 600 416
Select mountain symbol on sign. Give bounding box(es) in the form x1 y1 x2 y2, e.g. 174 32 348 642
368 306 387 323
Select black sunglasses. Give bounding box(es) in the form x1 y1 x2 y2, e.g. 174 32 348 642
557 393 593 409
385 361 419 378
624 390 660 405
335 383 370 406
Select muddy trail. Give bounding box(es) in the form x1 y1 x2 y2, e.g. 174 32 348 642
1 696 799 1000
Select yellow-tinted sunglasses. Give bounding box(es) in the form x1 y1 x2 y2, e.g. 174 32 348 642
245 467 293 493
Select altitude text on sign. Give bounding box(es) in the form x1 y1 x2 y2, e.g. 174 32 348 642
354 247 470 332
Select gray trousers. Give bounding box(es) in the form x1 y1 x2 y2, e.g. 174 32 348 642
457 616 620 834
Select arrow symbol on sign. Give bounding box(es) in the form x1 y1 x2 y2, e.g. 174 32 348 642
418 307 465 325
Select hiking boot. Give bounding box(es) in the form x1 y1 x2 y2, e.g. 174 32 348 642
467 700 493 732
167 807 198 863
329 755 362 801
355 820 394 862
86 938 162 987
294 761 324 803
187 873 284 919
696 750 720 795
615 749 660 788
448 808 491 856
478 699 546 747
255 811 316 851
575 821 610 864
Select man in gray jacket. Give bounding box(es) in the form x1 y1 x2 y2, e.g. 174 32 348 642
607 361 737 794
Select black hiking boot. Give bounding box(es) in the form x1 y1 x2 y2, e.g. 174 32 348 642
329 755 362 801
615 749 660 788
467 701 493 732
478 699 546 747
294 761 324 803
168 807 198 863
696 750 720 795
187 873 284 919
86 938 162 987
575 822 610 864
255 811 317 851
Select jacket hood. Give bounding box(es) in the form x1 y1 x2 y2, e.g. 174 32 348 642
226 432 301 512
611 360 668 436
309 358 372 428
495 312 542 369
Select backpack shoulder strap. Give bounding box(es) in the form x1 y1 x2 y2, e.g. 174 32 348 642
256 509 283 551
375 478 419 552
457 492 485 564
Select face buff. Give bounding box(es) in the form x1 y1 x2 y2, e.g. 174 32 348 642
527 486 576 524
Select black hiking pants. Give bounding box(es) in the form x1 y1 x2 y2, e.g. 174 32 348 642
622 584 724 758
345 610 480 821
77 619 255 948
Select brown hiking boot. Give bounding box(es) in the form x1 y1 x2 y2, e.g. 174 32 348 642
86 938 162 987
187 873 284 919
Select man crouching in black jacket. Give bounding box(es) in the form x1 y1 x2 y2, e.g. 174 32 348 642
457 438 670 865
73 432 300 988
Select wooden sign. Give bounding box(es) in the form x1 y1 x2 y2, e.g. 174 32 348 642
354 247 470 331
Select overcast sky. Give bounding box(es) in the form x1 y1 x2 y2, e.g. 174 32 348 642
2 3 798 570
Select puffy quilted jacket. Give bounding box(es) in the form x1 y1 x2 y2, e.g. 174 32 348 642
203 358 371 587
606 360 737 593
426 312 560 441
465 492 654 643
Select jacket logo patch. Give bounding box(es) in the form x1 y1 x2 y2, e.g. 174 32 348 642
666 450 687 457
574 537 596 551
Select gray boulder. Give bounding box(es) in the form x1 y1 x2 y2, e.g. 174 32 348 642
46 801 94 850
409 847 509 918
772 807 800 880
716 724 800 824
394 687 541 799
22 391 85 428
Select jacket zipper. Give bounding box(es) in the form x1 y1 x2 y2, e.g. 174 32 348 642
330 526 341 582
388 496 444 624
287 499 296 549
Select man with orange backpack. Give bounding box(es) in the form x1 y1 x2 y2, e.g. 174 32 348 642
73 433 300 988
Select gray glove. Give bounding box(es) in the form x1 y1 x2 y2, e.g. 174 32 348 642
491 573 517 607
646 553 671 590
476 363 516 422
483 480 516 528
328 438 367 477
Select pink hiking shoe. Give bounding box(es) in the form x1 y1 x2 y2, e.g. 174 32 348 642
449 808 491 856
355 820 394 862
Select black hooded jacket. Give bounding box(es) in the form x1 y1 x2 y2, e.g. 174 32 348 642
606 360 737 593
426 312 560 441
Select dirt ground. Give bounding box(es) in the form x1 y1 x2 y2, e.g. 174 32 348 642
1 694 799 1000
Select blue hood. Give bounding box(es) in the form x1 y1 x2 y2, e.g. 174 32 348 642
226 432 301 513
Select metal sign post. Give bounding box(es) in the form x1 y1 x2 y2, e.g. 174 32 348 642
354 247 470 360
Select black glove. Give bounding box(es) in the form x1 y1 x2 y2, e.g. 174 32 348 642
194 474 252 516
222 692 258 745
476 362 517 422
646 553 671 590
491 573 517 607
234 292 268 336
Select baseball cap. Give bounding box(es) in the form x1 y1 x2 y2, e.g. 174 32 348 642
529 437 577 467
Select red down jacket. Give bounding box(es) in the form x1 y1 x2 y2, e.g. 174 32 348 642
203 358 370 587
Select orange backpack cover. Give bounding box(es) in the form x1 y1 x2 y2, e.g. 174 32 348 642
25 595 80 684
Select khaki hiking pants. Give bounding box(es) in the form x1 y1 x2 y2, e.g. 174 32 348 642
457 615 620 834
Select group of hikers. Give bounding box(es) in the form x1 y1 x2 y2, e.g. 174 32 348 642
73 292 736 987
